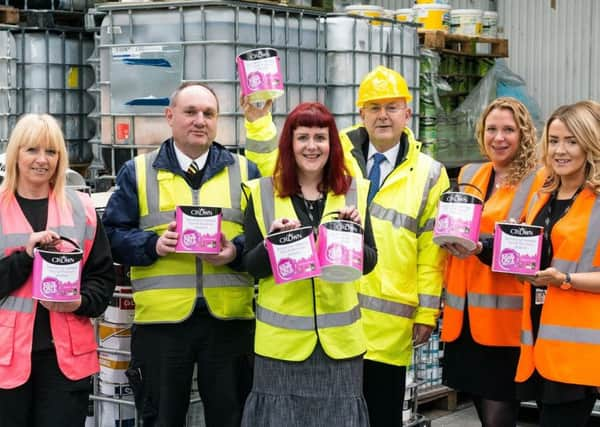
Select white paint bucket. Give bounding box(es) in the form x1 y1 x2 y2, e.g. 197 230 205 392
394 8 415 23
450 9 483 37
345 4 384 25
236 47 284 102
413 4 451 32
482 11 498 37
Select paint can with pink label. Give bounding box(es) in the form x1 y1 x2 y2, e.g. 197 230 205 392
32 236 83 302
317 220 363 283
492 222 543 275
175 206 222 254
236 47 284 102
433 185 483 251
265 226 321 284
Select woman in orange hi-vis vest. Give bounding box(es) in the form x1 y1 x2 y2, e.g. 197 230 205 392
514 101 600 427
440 98 542 426
0 114 115 427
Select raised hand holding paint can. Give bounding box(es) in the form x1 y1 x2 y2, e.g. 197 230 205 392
236 48 284 102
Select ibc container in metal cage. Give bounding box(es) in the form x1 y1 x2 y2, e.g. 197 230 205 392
91 0 327 177
0 26 96 167
324 13 419 131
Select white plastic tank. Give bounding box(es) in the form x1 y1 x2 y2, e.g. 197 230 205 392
0 30 18 153
96 1 326 175
325 15 419 131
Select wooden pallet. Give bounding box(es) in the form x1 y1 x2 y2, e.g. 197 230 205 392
0 6 20 24
419 30 508 58
21 9 85 29
417 385 458 411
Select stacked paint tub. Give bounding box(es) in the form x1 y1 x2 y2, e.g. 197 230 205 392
93 1 326 177
0 27 95 167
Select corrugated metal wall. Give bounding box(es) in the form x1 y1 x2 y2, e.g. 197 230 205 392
499 0 600 118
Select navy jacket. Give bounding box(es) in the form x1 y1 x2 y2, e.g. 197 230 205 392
102 138 260 269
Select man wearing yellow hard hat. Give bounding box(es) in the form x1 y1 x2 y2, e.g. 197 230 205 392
243 65 449 427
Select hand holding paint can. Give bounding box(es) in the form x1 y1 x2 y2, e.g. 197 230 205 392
175 206 222 254
491 222 543 274
317 220 364 283
265 226 321 284
433 184 483 251
236 48 284 103
32 236 83 302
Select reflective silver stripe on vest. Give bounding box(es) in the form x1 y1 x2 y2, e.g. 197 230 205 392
459 163 481 186
468 292 522 309
521 329 534 346
538 324 600 345
0 191 92 254
131 272 251 292
202 273 253 288
553 197 600 273
358 294 416 319
256 303 360 331
0 295 34 313
506 170 537 220
131 274 197 291
370 203 418 234
140 150 244 229
419 218 435 234
444 292 465 310
416 160 443 234
257 178 358 232
259 178 275 231
418 294 440 309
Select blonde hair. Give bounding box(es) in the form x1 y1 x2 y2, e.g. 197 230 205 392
540 102 600 195
0 114 69 205
475 97 538 186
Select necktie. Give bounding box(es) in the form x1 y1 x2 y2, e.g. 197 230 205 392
187 161 200 179
367 153 386 204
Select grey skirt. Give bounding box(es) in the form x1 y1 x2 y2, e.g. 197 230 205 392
241 344 369 427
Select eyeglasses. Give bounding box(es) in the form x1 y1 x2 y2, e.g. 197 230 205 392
363 103 407 115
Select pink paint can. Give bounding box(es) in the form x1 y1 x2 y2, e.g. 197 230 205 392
236 48 284 102
492 222 543 275
32 237 83 302
433 191 483 251
175 206 222 254
265 226 321 284
317 220 364 283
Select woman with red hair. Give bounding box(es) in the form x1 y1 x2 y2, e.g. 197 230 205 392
241 102 377 427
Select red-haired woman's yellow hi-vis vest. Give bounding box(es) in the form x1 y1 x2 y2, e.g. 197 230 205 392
516 187 600 387
442 164 545 346
0 189 99 389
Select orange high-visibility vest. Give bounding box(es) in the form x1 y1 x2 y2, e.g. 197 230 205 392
516 187 600 386
0 189 99 389
442 164 545 346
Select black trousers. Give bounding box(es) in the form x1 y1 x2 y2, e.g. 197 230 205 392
0 350 91 427
538 394 597 427
128 303 254 427
363 359 407 427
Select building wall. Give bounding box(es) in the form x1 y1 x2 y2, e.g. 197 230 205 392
499 0 600 118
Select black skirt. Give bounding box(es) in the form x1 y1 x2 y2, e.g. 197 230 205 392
442 308 520 401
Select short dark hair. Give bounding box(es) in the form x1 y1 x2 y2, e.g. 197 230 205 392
274 102 350 197
169 81 220 112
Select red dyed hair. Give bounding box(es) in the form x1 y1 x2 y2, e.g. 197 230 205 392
273 102 351 197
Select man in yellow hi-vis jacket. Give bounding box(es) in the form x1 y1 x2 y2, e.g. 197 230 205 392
244 66 449 427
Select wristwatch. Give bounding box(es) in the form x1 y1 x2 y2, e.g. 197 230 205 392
560 272 572 290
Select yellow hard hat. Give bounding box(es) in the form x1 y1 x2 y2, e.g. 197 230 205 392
356 65 413 107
